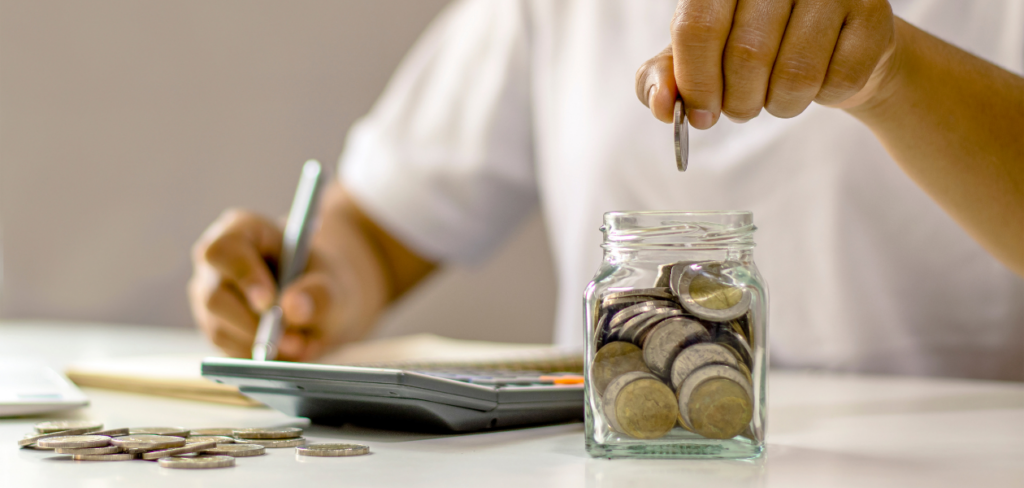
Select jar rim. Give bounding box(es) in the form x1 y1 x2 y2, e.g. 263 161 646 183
604 210 752 218
601 210 755 251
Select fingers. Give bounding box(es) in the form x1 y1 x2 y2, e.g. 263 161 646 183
635 46 679 123
277 271 335 361
670 0 737 129
188 266 259 357
721 0 790 122
192 209 282 311
638 0 896 125
764 1 845 118
280 272 333 328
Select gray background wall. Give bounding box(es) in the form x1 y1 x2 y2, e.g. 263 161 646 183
0 0 558 344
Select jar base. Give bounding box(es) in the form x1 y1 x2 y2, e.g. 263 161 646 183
585 429 764 459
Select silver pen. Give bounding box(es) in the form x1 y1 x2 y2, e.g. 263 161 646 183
251 159 324 361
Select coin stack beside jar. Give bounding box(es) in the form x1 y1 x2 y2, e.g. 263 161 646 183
17 421 370 468
591 260 755 441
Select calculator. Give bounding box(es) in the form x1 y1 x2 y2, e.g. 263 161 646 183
201 358 584 432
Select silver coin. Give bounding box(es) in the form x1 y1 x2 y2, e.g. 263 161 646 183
715 328 754 370
619 308 684 344
190 428 238 436
607 301 676 331
602 288 675 303
202 443 266 457
110 435 186 449
670 342 747 390
296 443 370 457
158 455 236 469
188 435 235 445
34 420 103 434
232 427 303 439
236 437 306 448
72 453 138 461
674 97 688 171
677 364 752 432
36 435 111 449
89 428 130 437
642 318 711 380
55 445 123 455
19 427 99 448
142 440 217 460
129 426 190 437
673 262 751 322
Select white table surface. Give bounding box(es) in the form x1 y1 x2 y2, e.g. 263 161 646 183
1 320 1022 488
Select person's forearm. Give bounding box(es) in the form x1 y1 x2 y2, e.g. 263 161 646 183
846 18 1024 276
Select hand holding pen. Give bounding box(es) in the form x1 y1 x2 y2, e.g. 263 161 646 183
187 160 403 362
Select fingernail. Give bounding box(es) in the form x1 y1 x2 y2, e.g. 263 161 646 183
246 285 274 311
647 84 659 109
689 109 714 130
287 292 314 322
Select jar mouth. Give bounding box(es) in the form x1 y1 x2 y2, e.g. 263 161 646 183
601 211 755 251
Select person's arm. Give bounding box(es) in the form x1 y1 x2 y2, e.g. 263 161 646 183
634 0 1023 276
843 19 1024 277
187 179 436 361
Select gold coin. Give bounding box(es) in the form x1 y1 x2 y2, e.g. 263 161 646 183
677 364 752 440
613 378 678 439
689 273 744 310
688 377 753 440
591 342 651 396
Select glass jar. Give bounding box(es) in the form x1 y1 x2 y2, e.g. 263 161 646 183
583 211 767 459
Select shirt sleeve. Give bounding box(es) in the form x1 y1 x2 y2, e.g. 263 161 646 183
339 0 537 264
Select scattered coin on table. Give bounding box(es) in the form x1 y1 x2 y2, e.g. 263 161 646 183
237 437 306 448
232 427 304 439
36 435 111 449
55 445 123 455
34 420 104 433
19 427 98 447
141 440 217 460
296 443 370 457
111 435 186 450
72 453 139 461
203 443 266 457
158 455 236 469
129 426 190 437
190 428 237 436
16 422 365 470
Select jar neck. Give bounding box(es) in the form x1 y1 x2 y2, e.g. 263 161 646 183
600 211 756 255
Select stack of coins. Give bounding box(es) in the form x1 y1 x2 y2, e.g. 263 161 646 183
16 422 370 468
592 260 755 440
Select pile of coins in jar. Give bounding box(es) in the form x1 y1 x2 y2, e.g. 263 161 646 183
592 260 755 440
18 420 370 468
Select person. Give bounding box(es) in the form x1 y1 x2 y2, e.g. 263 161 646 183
188 0 1024 380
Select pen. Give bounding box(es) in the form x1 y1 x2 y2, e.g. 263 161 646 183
251 159 324 361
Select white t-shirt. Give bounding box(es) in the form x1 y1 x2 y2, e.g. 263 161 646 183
340 0 1024 380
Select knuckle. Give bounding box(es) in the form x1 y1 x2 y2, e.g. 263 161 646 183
202 284 230 312
202 236 233 266
816 78 861 104
725 29 775 66
772 56 824 94
671 12 720 44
